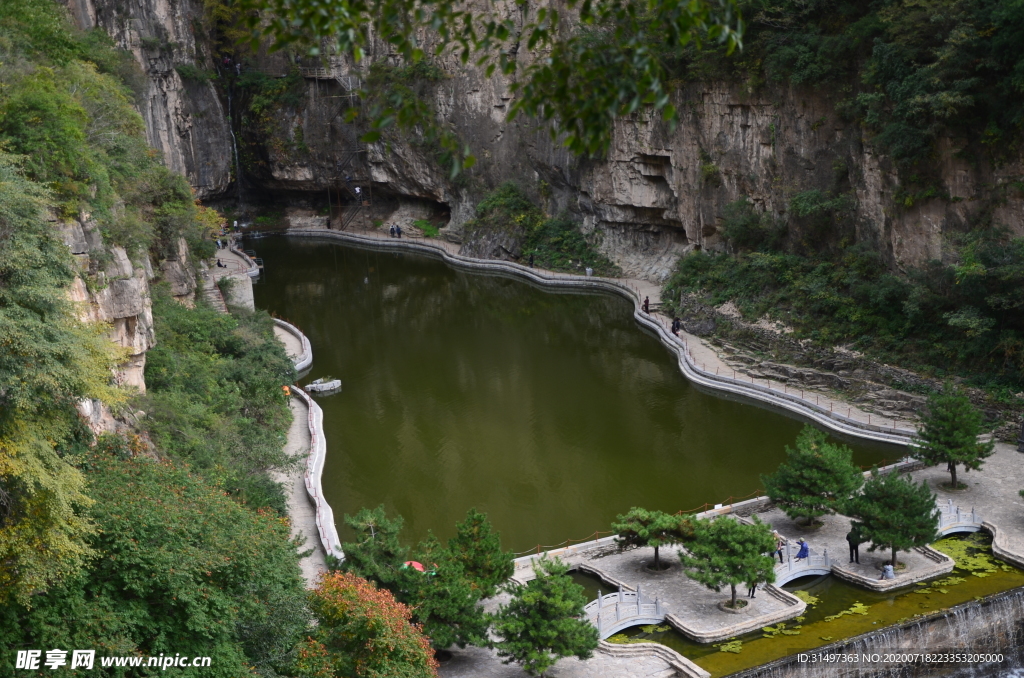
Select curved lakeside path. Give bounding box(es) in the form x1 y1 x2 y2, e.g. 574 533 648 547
278 225 917 446
248 229 1024 677
271 322 328 586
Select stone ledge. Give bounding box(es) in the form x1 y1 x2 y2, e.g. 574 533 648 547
829 546 954 592
597 641 710 678
663 585 806 644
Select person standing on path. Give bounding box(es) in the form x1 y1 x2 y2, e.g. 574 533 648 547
528 254 534 268
747 580 758 599
847 526 863 564
643 296 650 313
795 539 809 561
396 224 402 238
772 532 785 564
671 317 681 336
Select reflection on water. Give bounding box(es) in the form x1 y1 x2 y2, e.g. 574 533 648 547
251 236 899 551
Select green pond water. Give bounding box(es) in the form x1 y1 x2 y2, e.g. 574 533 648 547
249 236 902 551
603 533 1024 677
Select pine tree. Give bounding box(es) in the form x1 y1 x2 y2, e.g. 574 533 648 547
611 507 694 570
447 508 514 599
402 534 490 651
491 557 599 677
340 505 408 587
845 470 940 567
914 387 994 489
761 426 864 526
678 517 776 608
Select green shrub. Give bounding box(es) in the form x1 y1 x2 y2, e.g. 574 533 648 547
524 213 620 276
719 197 784 252
175 62 212 82
663 230 1024 390
413 219 440 237
0 451 310 675
142 287 296 514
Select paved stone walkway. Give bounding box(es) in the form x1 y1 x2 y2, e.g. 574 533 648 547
440 644 683 678
271 315 327 587
757 508 952 591
676 328 917 434
273 325 305 363
272 398 328 587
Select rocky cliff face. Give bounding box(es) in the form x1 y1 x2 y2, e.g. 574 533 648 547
77 0 1024 283
64 0 233 199
54 213 198 433
229 48 1024 281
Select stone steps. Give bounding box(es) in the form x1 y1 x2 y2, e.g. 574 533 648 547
201 276 228 313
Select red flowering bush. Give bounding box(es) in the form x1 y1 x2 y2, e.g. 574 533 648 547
301 571 439 678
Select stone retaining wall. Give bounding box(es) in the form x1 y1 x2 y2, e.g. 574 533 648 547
275 317 342 561
229 243 261 278
291 386 345 560
731 586 1024 678
275 318 314 372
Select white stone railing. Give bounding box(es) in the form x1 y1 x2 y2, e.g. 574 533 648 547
938 499 983 536
774 541 833 586
291 386 345 560
273 318 313 372
585 586 665 639
228 243 261 278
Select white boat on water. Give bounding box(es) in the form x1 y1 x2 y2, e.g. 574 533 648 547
306 377 342 394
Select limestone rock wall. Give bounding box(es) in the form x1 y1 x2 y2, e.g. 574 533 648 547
234 31 1024 282
77 0 1024 283
55 216 159 396
64 0 233 199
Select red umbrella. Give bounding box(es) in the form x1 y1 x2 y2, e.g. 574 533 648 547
403 561 426 572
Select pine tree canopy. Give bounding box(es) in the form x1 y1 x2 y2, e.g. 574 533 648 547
678 517 776 607
914 386 994 488
491 558 599 677
447 507 514 599
845 470 940 566
340 504 408 588
403 533 489 650
761 426 864 525
612 507 695 570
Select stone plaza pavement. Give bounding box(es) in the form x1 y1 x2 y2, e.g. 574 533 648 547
757 508 954 591
904 442 1024 569
579 546 804 642
440 644 685 678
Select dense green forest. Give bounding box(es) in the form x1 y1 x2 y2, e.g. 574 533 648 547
662 0 1024 396
0 0 313 673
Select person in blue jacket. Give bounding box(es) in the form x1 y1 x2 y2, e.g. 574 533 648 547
795 539 810 561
